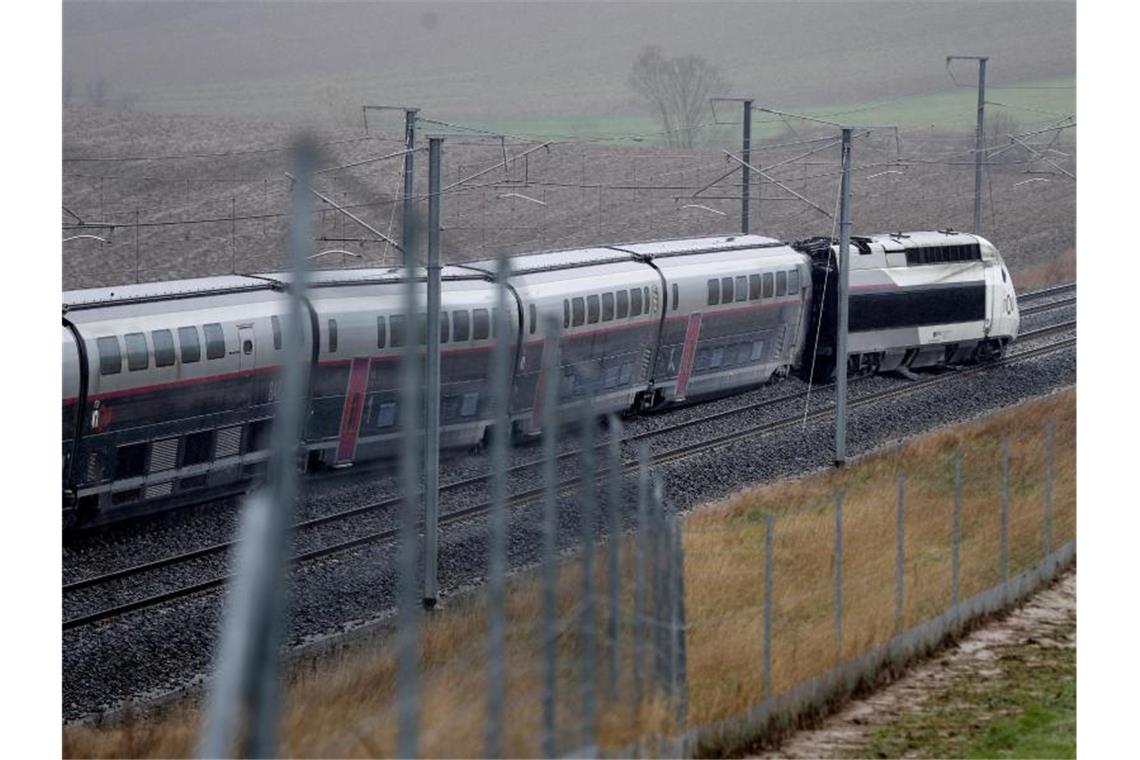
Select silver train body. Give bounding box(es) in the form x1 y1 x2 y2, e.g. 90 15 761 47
61 231 1018 523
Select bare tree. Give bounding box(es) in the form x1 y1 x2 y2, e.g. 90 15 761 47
627 45 728 148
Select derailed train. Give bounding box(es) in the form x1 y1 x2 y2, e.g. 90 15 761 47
61 230 1019 524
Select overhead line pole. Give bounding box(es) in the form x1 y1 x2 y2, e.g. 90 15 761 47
835 128 853 467
741 100 753 234
403 109 419 266
947 56 988 235
423 136 443 609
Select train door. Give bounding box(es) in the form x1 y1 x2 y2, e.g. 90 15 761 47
983 262 999 336
238 325 256 371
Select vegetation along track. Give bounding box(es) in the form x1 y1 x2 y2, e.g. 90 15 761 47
63 309 1075 632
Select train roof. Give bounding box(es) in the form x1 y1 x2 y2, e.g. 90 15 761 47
63 266 493 311
613 234 787 258
860 230 984 251
63 274 273 310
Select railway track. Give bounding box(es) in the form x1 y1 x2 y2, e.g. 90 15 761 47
63 317 1076 631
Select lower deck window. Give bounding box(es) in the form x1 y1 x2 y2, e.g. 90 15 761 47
183 430 214 466
115 442 147 479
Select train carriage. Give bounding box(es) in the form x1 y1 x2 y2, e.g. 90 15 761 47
615 236 812 407
62 276 294 519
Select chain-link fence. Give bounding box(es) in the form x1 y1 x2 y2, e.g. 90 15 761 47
187 140 1074 757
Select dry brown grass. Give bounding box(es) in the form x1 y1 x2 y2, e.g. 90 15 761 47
64 389 1075 758
1013 247 1077 291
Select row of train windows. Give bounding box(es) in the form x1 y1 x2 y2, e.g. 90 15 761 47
707 269 799 307
98 323 230 375
561 286 653 329
375 309 499 348
904 244 981 266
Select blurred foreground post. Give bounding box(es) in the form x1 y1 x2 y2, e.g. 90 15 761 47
633 443 650 713
396 176 425 758
539 317 562 759
197 138 317 759
606 415 623 699
952 451 962 606
485 256 512 758
577 377 599 754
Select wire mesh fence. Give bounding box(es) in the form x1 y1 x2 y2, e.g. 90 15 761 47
189 137 1076 758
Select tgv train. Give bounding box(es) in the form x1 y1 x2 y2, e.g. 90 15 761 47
62 231 1019 525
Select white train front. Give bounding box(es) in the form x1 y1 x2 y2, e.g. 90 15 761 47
61 231 1018 524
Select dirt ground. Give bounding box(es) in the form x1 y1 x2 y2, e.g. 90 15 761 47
755 570 1076 759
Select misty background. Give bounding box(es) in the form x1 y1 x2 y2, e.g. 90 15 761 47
63 1 1075 126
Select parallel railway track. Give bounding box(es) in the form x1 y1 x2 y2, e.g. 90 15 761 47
63 316 1076 631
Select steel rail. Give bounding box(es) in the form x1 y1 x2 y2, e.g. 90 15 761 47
63 322 1075 631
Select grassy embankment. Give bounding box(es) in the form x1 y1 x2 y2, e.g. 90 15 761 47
64 389 1075 757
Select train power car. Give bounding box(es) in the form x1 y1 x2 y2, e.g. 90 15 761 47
796 230 1020 379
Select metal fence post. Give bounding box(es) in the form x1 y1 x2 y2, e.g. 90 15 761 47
485 256 511 759
952 451 961 607
395 169 424 760
896 473 906 635
606 415 623 700
578 379 598 754
1045 421 1054 560
670 514 688 728
633 443 650 714
540 317 561 759
762 512 774 699
1001 438 1009 582
834 489 844 663
197 139 317 760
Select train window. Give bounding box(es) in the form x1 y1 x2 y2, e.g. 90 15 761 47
328 319 338 353
630 288 643 317
377 316 386 348
672 283 679 310
735 276 747 302
762 272 774 298
183 430 213 466
271 316 282 350
204 323 226 360
572 297 585 326
776 271 787 297
707 279 719 306
602 292 615 321
616 290 629 318
440 311 450 343
644 287 650 311
587 295 600 324
529 304 537 334
125 332 149 371
115 442 148 479
788 269 800 294
416 314 428 345
390 315 406 347
749 274 761 300
453 311 470 342
473 309 490 340
152 330 175 367
563 300 570 328
97 336 122 375
721 277 734 303
178 326 201 363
